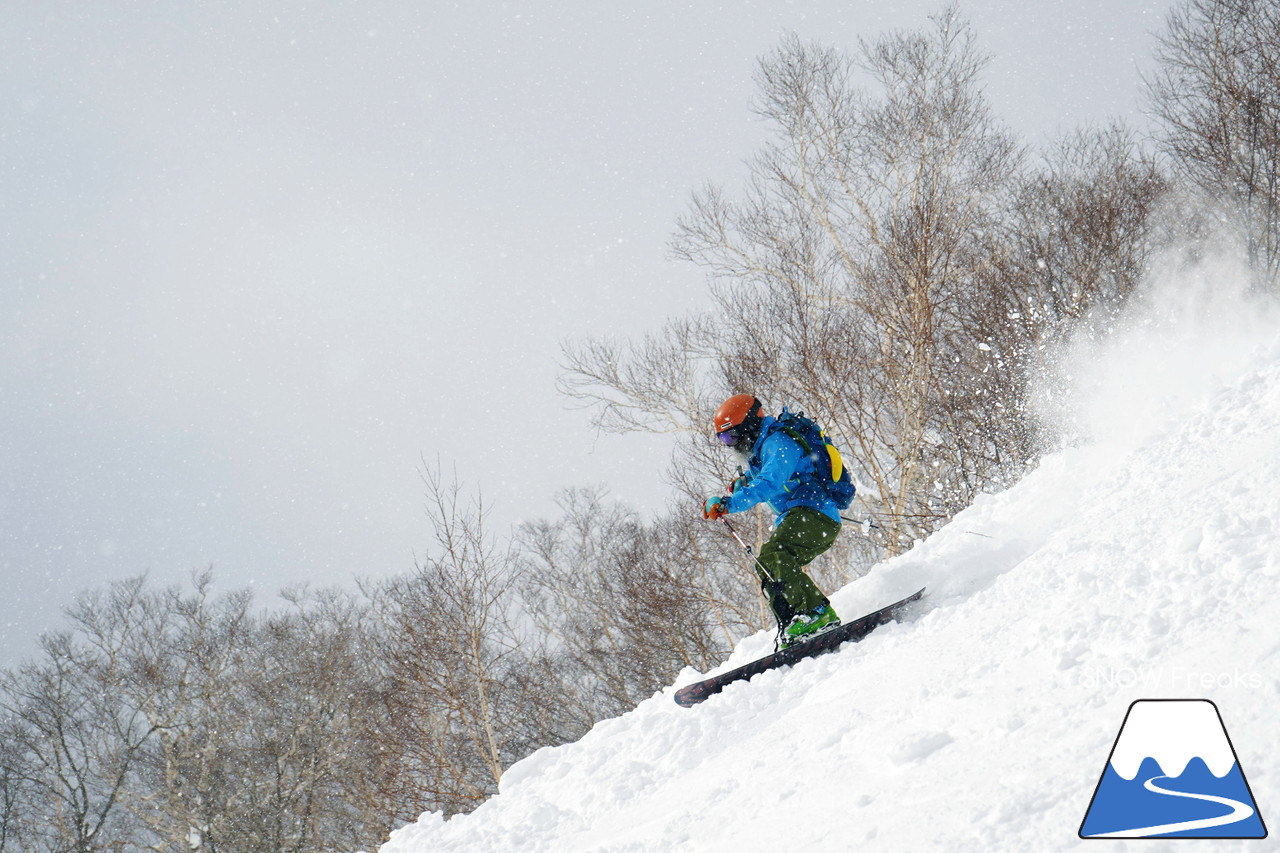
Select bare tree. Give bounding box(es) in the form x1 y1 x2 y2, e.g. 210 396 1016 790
559 317 719 437
0 718 30 851
518 488 735 720
1147 0 1280 286
962 123 1169 463
206 586 386 853
120 574 257 853
564 12 1025 556
0 627 154 851
368 468 528 819
0 572 393 853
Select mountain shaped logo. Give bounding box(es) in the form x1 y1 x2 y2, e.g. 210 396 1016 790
1080 699 1267 839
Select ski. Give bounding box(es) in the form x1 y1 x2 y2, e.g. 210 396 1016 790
673 587 925 707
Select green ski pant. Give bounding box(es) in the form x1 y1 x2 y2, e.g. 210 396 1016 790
752 506 841 626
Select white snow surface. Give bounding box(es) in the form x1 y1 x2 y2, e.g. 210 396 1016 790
381 266 1280 852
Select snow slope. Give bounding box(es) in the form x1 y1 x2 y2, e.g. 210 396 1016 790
382 263 1280 852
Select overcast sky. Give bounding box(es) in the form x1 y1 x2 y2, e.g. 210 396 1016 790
1 0 1173 666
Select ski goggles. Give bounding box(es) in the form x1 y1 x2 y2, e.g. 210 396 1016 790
716 428 738 446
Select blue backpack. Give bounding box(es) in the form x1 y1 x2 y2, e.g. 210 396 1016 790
772 408 857 510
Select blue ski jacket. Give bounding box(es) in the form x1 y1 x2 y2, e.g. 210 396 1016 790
723 416 844 524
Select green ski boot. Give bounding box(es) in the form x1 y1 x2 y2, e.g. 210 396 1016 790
781 604 840 648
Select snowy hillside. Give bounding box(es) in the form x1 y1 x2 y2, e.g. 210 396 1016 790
381 265 1280 852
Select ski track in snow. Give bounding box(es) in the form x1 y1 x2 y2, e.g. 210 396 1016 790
381 325 1280 851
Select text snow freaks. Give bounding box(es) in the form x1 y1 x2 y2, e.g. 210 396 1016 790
1080 666 1263 692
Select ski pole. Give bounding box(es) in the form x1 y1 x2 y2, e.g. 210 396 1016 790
839 514 991 538
720 518 779 584
721 517 791 648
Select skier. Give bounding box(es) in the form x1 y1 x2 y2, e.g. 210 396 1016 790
702 393 847 647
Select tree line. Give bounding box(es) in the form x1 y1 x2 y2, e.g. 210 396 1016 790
0 474 757 851
4 1 1279 849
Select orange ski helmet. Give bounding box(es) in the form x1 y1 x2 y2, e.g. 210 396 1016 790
712 394 765 449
